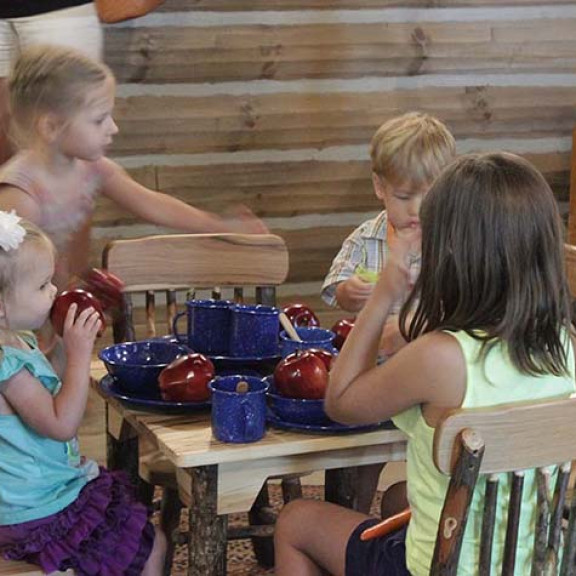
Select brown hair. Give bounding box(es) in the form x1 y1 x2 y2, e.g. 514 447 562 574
8 45 113 146
370 112 456 188
401 152 571 376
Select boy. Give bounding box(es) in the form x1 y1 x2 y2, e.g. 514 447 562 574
322 112 456 512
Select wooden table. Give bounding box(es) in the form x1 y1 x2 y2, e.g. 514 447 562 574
100 388 407 576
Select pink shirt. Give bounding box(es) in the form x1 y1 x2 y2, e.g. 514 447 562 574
0 153 113 253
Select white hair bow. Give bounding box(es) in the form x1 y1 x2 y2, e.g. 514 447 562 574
0 211 26 252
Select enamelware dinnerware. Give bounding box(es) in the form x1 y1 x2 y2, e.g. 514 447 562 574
209 374 270 443
172 299 233 355
229 304 280 357
98 340 188 395
279 326 337 357
265 376 327 425
266 411 393 434
99 375 211 413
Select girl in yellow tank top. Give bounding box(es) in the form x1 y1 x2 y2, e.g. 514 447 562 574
274 152 576 576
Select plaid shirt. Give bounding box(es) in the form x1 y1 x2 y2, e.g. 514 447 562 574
321 210 420 312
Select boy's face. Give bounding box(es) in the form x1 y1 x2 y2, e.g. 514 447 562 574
372 173 429 234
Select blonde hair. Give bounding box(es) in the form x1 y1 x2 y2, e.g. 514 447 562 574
8 45 113 146
0 221 54 297
370 112 456 188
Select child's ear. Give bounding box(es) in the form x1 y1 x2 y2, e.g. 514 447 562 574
36 113 65 144
372 172 387 203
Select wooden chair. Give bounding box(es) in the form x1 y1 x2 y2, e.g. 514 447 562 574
565 243 576 299
366 396 576 575
101 233 294 573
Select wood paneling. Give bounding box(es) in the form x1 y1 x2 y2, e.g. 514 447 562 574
106 19 576 84
97 0 576 293
109 86 576 156
96 150 570 227
157 0 576 10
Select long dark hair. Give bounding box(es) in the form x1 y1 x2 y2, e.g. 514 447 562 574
400 152 572 376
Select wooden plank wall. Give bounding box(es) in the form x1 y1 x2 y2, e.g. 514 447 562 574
95 0 576 310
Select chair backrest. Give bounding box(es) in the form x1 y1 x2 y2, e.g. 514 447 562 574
102 233 289 343
565 243 576 300
431 396 576 576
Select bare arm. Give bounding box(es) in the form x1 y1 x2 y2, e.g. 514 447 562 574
0 185 42 223
326 230 465 425
100 158 267 234
1 305 102 441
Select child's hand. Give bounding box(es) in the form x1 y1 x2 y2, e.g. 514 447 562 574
223 205 269 234
335 275 374 312
375 227 421 303
61 304 102 364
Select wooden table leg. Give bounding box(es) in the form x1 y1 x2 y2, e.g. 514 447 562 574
187 465 228 576
105 407 154 504
325 467 361 510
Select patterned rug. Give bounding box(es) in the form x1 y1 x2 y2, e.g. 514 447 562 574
168 485 383 575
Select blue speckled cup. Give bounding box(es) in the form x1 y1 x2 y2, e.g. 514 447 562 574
229 304 280 358
209 375 270 443
172 299 232 355
280 326 337 357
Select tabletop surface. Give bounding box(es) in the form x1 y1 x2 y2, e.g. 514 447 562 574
99 386 407 469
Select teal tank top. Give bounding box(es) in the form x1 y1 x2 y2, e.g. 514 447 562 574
0 334 98 525
392 330 575 576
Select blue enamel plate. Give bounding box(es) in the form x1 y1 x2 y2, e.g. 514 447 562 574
266 410 395 435
99 375 211 414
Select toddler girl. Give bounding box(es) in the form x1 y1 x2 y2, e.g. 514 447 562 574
274 152 576 576
0 44 267 289
0 211 165 575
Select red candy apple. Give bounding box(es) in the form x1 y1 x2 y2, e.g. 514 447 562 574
274 350 329 400
307 348 334 372
159 353 215 402
50 288 106 337
82 268 124 311
331 318 355 350
282 302 320 328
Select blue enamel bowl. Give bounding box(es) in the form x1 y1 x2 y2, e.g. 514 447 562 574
99 341 189 396
265 376 329 425
279 326 337 358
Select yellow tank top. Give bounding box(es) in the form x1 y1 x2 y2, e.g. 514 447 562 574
392 329 575 576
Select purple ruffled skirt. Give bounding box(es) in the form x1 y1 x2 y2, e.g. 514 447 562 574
0 468 155 575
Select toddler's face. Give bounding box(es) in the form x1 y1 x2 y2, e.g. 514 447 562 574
3 245 57 332
372 174 429 234
58 75 118 161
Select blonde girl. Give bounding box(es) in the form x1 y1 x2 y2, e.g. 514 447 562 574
275 153 576 576
0 44 267 290
0 211 166 575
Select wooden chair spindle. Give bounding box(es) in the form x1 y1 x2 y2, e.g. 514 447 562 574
532 468 551 575
479 474 499 576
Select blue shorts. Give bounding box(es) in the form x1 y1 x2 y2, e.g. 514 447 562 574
345 519 409 576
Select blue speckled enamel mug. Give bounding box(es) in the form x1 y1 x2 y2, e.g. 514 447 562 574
209 375 270 443
172 299 232 355
229 304 280 358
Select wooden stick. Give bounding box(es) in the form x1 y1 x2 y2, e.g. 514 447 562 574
279 312 302 342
